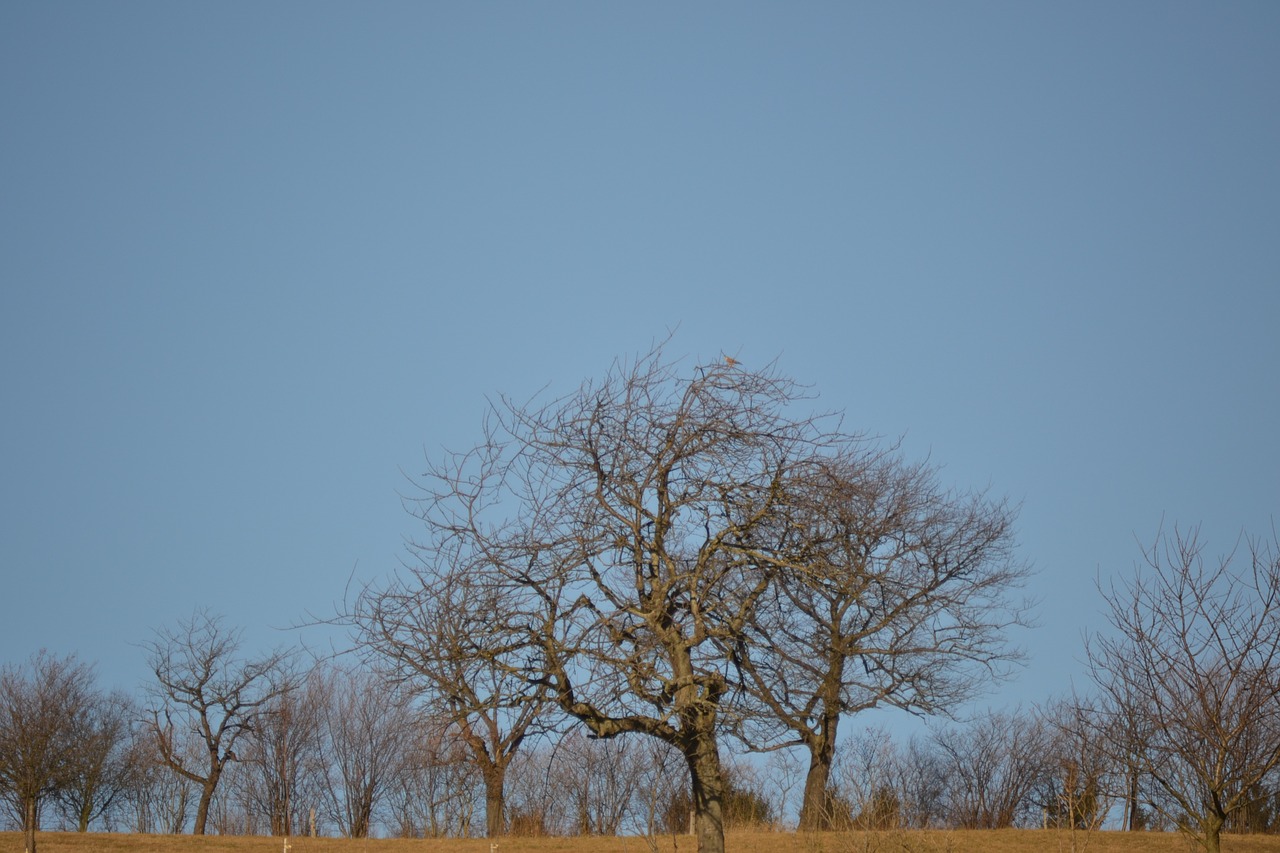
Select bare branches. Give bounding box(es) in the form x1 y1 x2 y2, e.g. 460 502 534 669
731 445 1031 830
1087 526 1280 853
355 340 1029 852
362 343 852 853
142 609 296 836
346 550 554 837
0 651 98 853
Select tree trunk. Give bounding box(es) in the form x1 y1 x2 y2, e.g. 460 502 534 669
24 795 38 853
1203 810 1224 853
350 791 373 838
798 711 839 832
684 735 726 853
1124 761 1142 830
798 734 837 831
271 780 291 836
1205 827 1221 853
577 788 591 835
483 766 506 837
193 771 219 835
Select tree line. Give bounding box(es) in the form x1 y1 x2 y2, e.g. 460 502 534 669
5 628 1280 853
3 343 1277 853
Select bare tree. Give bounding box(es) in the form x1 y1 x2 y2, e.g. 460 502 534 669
732 448 1030 829
1092 669 1156 832
896 733 950 829
362 341 1028 852
388 716 480 838
350 558 552 837
55 689 137 832
930 709 1052 829
315 663 417 838
142 609 295 835
548 730 645 835
502 729 655 836
237 665 327 836
830 725 900 830
0 650 97 853
383 343 857 853
631 736 691 845
120 733 196 834
1032 697 1113 836
1086 526 1280 853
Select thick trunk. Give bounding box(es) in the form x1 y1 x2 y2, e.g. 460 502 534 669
483 767 505 837
803 738 845 830
192 789 210 834
456 720 508 838
798 718 838 831
685 735 726 853
1203 810 1224 853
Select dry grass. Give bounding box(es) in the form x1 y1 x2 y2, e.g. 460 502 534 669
8 830 1280 853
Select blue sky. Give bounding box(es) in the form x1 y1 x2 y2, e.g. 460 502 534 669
2 1 1277 728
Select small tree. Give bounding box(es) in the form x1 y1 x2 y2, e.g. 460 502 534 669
349 561 553 837
55 689 137 832
556 731 646 836
1034 698 1112 834
1087 526 1280 853
930 709 1052 829
387 715 481 838
142 609 295 835
237 667 327 836
120 734 196 833
0 651 97 853
317 664 417 838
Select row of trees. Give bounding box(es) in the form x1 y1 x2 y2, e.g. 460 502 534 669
4 344 1276 853
4 530 1280 853
0 640 478 846
8 641 1280 849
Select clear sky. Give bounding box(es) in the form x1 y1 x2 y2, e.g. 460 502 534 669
2 2 1277 728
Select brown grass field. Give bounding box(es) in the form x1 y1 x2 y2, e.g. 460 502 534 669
8 830 1280 853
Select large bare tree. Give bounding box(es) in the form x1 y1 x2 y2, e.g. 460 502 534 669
1087 526 1280 853
0 651 97 853
142 609 295 835
731 448 1029 829
379 343 872 853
